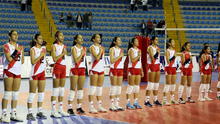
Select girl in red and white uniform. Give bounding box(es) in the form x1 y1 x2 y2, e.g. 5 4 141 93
126 38 143 109
109 37 124 111
50 31 69 118
178 42 195 104
145 36 162 107
198 46 213 101
26 34 47 121
163 39 178 105
88 34 107 113
67 34 86 115
1 30 24 123
216 43 220 100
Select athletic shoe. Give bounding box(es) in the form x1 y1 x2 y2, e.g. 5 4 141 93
198 98 206 102
115 106 125 111
163 101 171 106
89 106 98 114
26 113 35 121
208 89 213 93
51 111 62 118
133 103 142 109
67 109 75 116
204 97 213 101
154 100 162 106
76 108 85 114
186 97 195 103
126 103 135 109
217 96 220 100
144 101 153 107
36 112 47 119
109 105 117 112
1 113 10 123
171 100 179 105
178 98 186 104
98 106 107 113
10 112 23 122
59 110 70 117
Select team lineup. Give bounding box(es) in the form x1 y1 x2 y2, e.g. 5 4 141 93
0 30 220 123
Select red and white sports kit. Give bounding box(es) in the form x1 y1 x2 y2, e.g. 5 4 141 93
147 45 160 72
70 46 86 76
181 51 193 76
218 51 220 72
200 53 212 75
53 43 67 79
30 46 46 80
3 43 23 78
109 47 124 76
165 49 177 75
128 48 142 75
90 45 105 75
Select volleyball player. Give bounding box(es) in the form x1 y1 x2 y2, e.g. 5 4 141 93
67 34 86 115
109 37 125 111
88 34 107 113
26 34 47 120
1 30 24 122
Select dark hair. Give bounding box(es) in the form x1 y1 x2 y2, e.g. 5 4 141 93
150 36 157 45
181 42 190 52
200 46 210 56
30 34 41 48
90 34 102 44
53 31 62 44
166 38 173 49
73 34 80 46
217 43 220 57
8 30 16 37
203 43 209 46
127 38 136 52
109 37 119 49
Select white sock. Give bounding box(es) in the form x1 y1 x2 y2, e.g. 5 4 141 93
145 96 150 102
38 107 42 113
178 85 184 99
154 96 158 101
11 108 16 114
127 99 130 104
171 94 175 101
89 101 94 108
205 84 209 98
217 91 220 97
59 102 63 111
28 108 32 114
51 101 56 112
98 100 102 108
199 84 205 98
2 109 7 115
111 98 114 106
68 104 72 109
115 97 119 107
134 98 138 104
77 103 82 109
186 87 192 98
163 96 167 101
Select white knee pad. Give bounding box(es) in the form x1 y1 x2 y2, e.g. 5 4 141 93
170 84 176 92
12 91 19 100
52 88 59 97
109 86 117 96
59 87 65 96
68 90 75 101
89 86 97 96
217 81 220 88
116 86 122 95
3 91 12 100
163 85 170 93
27 93 36 103
77 90 84 99
153 83 160 90
146 82 154 90
96 87 103 96
133 85 140 93
126 85 133 94
38 92 44 102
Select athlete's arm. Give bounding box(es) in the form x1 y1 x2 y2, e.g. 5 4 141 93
51 45 65 62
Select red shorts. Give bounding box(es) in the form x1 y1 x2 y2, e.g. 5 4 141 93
181 68 192 76
200 68 212 75
53 64 66 79
218 67 220 72
109 68 124 76
3 69 21 78
90 70 104 75
70 68 85 76
128 68 141 76
165 67 176 75
31 71 45 80
147 64 160 72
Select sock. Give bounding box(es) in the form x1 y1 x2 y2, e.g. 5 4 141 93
171 94 175 101
51 101 56 112
98 100 102 108
163 96 167 101
178 85 184 99
77 103 82 109
217 91 220 97
205 84 209 98
134 98 138 104
127 99 130 104
145 96 150 102
11 108 16 114
28 108 32 114
154 96 158 101
68 103 72 109
59 102 63 111
186 87 192 98
38 107 42 113
115 97 119 107
2 109 7 115
111 98 114 106
199 84 205 99
89 101 94 108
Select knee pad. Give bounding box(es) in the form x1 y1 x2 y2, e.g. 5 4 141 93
146 82 154 90
89 86 96 96
68 90 75 101
27 93 36 103
153 83 160 90
126 85 133 94
59 87 65 96
77 90 84 99
109 86 117 96
116 86 122 95
52 88 59 97
163 85 170 93
38 92 44 102
217 81 220 88
12 91 19 100
170 84 176 92
3 91 12 100
133 85 140 93
96 87 103 96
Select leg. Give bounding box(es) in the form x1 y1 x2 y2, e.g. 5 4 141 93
170 75 177 103
58 78 66 111
88 74 98 113
96 74 106 112
178 75 186 99
76 75 85 109
153 72 160 101
109 75 117 110
145 72 154 102
68 76 77 110
163 74 171 105
115 76 123 109
126 75 135 109
11 78 21 114
2 78 13 115
37 80 46 113
27 80 37 114
51 78 60 113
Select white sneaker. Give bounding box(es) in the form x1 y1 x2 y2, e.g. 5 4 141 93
10 112 23 122
89 106 98 114
115 105 125 111
58 110 70 117
109 105 117 111
98 106 107 113
1 114 10 123
198 98 206 102
204 97 213 101
51 111 62 118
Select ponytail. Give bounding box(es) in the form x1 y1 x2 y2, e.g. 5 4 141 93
30 33 41 48
73 34 80 46
127 38 136 52
166 38 172 49
90 34 103 44
181 42 190 52
53 31 61 44
150 36 157 45
109 37 119 49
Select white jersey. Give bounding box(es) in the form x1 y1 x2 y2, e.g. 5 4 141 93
54 43 66 66
90 44 105 72
71 46 86 69
147 45 160 64
165 49 177 67
3 43 22 75
30 46 46 76
110 47 124 69
128 48 142 69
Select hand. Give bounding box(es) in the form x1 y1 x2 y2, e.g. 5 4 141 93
63 48 67 55
138 50 141 57
120 51 124 57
